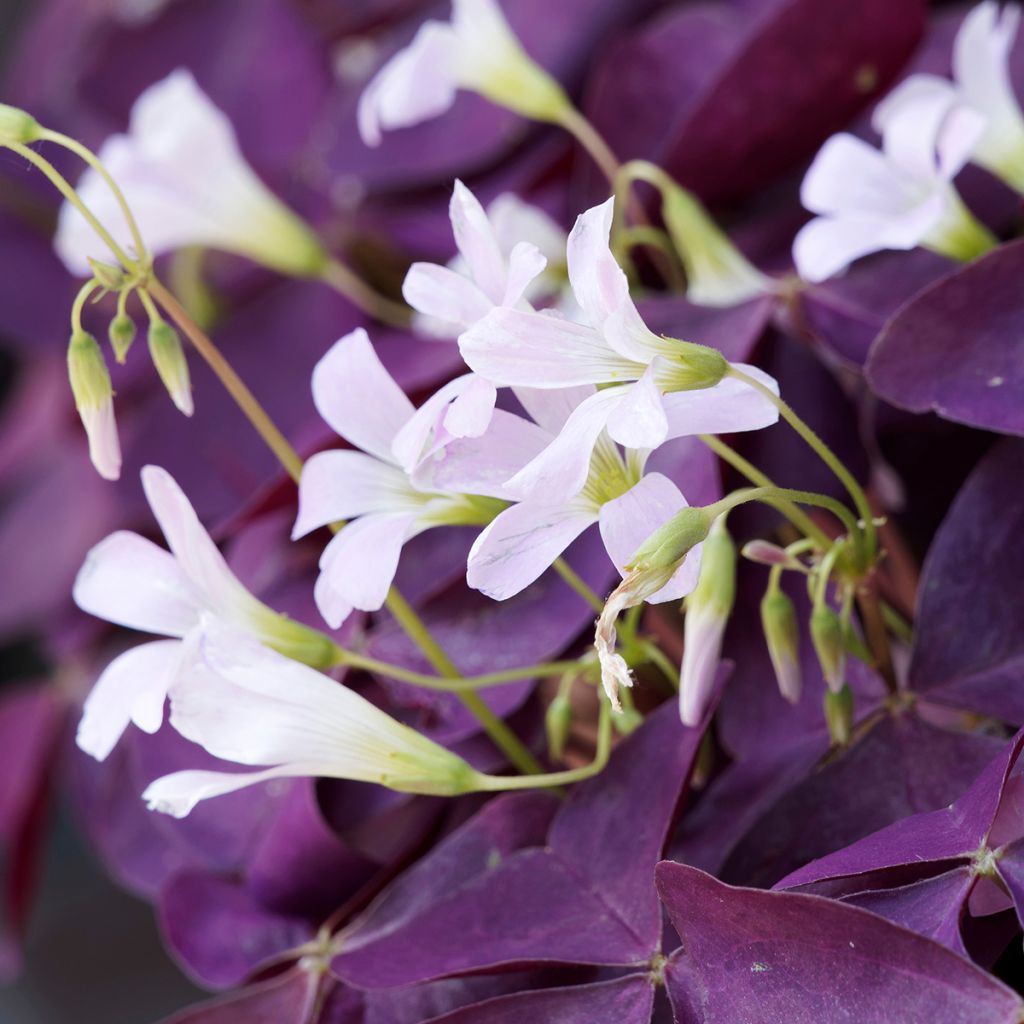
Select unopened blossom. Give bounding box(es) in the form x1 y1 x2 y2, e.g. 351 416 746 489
67 330 121 481
794 85 992 282
876 2 1024 194
403 180 560 339
357 0 569 146
143 625 480 818
293 329 533 629
461 198 780 502
761 587 802 704
0 102 41 146
55 69 326 277
74 465 334 761
467 386 702 603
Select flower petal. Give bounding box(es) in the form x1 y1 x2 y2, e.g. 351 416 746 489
604 363 669 450
450 179 507 305
661 366 780 437
793 214 891 283
144 765 311 818
402 262 494 331
312 328 414 460
467 501 596 600
800 134 915 218
502 241 548 307
73 530 201 636
76 639 182 761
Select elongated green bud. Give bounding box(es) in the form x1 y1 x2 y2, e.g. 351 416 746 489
545 692 573 761
824 683 854 746
109 314 136 363
67 330 120 481
627 506 713 575
810 605 845 693
148 321 193 416
0 103 41 145
761 589 802 704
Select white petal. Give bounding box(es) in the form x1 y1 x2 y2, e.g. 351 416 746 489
679 605 727 726
76 640 182 761
293 450 413 539
311 328 413 460
488 193 567 266
460 307 641 387
450 179 507 304
144 764 311 818
357 21 459 146
467 500 595 600
73 530 201 636
502 241 548 307
402 262 493 331
793 214 891 283
513 385 595 434
79 401 122 481
315 512 419 615
661 366 779 437
604 362 668 450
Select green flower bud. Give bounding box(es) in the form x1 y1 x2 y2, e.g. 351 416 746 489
627 506 713 575
109 314 137 363
760 588 802 704
545 692 573 760
148 320 193 416
823 683 854 747
67 330 120 481
87 258 126 292
0 103 41 146
810 605 846 693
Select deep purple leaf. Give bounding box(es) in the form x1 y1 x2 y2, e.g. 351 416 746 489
637 295 773 365
867 241 1024 437
657 863 1024 1023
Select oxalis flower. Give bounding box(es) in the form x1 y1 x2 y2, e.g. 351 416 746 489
55 69 326 278
875 2 1024 195
357 0 569 146
794 83 993 282
403 179 564 339
74 465 334 761
143 624 480 818
466 386 703 606
460 198 780 502
293 329 536 629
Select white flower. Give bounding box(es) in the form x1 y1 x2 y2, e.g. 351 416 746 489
142 625 480 818
357 0 568 146
875 2 1024 193
55 69 326 277
74 465 333 761
794 84 992 282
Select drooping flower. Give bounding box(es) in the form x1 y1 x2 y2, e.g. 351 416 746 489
143 625 481 818
874 2 1024 194
73 465 334 761
794 85 994 282
55 69 327 278
357 0 569 146
460 199 780 502
402 180 559 339
67 330 121 481
293 329 535 629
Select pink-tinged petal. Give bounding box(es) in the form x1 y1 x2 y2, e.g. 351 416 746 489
444 375 498 437
450 179 506 304
502 241 547 307
605 364 669 450
73 530 201 636
313 571 355 632
140 465 251 614
504 389 621 502
800 134 913 219
680 605 727 726
513 384 595 434
357 21 459 147
293 450 411 539
935 103 987 179
793 214 891 283
316 512 419 617
311 329 413 460
402 262 493 331
77 639 182 761
144 765 313 818
80 402 122 481
662 366 779 438
460 307 641 387
467 501 596 600
416 409 549 498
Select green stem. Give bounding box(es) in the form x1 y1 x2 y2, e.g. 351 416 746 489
698 434 832 550
38 129 148 264
881 602 913 644
71 279 99 333
474 696 613 790
10 142 137 271
642 641 680 690
320 259 411 328
552 557 605 614
556 106 621 185
707 486 860 539
728 366 876 558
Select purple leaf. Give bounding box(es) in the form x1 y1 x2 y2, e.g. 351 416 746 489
867 241 1024 437
637 295 773 365
909 440 1024 723
657 863 1024 1023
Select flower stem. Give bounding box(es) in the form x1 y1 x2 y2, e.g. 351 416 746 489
727 367 876 559
556 106 621 185
707 486 861 539
319 259 411 328
70 279 99 333
552 557 605 614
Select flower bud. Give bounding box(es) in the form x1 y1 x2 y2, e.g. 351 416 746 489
108 314 137 363
148 320 193 416
0 103 41 145
824 683 854 746
545 692 573 761
679 518 736 726
742 540 802 569
760 588 802 704
627 506 713 575
810 605 846 693
67 330 121 481
88 258 126 292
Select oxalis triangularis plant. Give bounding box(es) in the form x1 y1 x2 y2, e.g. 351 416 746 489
3 0 1024 1021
